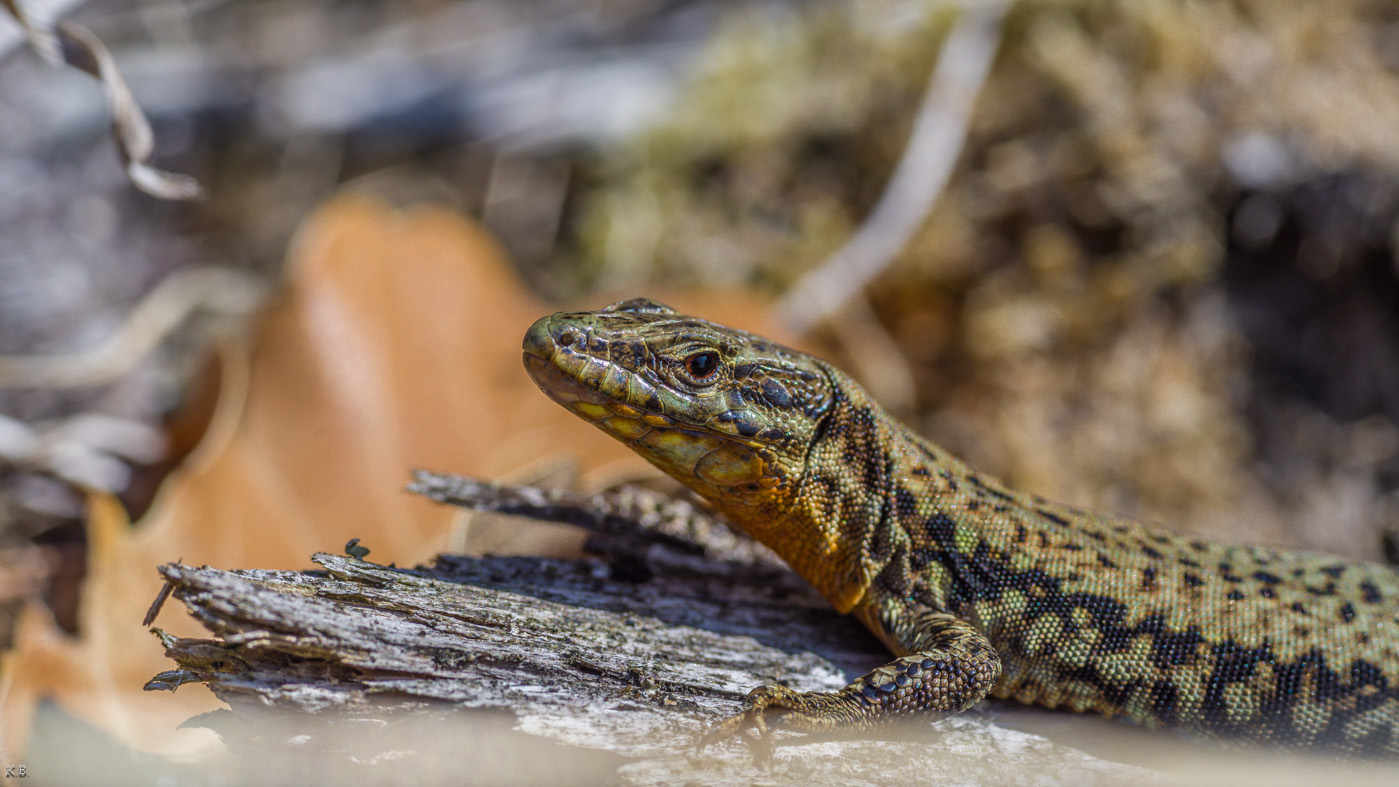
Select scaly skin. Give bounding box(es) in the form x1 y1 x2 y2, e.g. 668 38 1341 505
521 298 1399 759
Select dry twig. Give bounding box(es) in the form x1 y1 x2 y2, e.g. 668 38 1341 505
0 266 266 390
2 0 204 199
777 0 1010 333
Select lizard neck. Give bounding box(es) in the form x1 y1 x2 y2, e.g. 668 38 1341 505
721 366 900 614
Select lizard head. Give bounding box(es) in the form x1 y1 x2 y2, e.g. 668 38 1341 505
523 298 835 516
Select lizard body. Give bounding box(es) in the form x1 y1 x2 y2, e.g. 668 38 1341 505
522 298 1399 758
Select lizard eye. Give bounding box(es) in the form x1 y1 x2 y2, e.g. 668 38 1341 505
685 351 720 382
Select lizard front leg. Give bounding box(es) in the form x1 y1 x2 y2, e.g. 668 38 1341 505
697 608 1001 763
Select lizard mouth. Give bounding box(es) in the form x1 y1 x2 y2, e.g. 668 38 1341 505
522 312 601 405
522 347 689 438
522 351 608 410
522 313 678 430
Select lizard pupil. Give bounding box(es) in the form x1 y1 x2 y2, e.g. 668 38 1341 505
686 351 719 380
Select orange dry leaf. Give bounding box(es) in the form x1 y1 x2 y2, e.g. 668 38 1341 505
0 194 792 760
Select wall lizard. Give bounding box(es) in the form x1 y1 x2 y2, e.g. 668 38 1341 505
522 297 1399 760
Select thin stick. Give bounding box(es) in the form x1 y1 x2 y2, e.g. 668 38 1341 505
2 0 204 199
777 0 1010 334
0 266 266 389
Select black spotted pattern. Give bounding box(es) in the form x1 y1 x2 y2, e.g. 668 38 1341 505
525 301 1399 759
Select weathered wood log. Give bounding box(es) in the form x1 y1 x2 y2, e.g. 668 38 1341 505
149 550 873 744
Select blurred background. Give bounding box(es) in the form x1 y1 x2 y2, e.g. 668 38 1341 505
2 0 1399 780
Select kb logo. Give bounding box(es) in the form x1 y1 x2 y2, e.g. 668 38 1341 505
3 766 25 778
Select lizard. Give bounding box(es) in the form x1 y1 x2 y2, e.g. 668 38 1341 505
521 297 1399 760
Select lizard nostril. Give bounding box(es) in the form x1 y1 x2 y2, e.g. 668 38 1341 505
557 330 577 348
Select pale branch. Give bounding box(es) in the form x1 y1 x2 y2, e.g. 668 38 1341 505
776 0 1011 334
0 266 267 389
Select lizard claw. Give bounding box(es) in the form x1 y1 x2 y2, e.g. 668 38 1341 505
694 684 801 765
